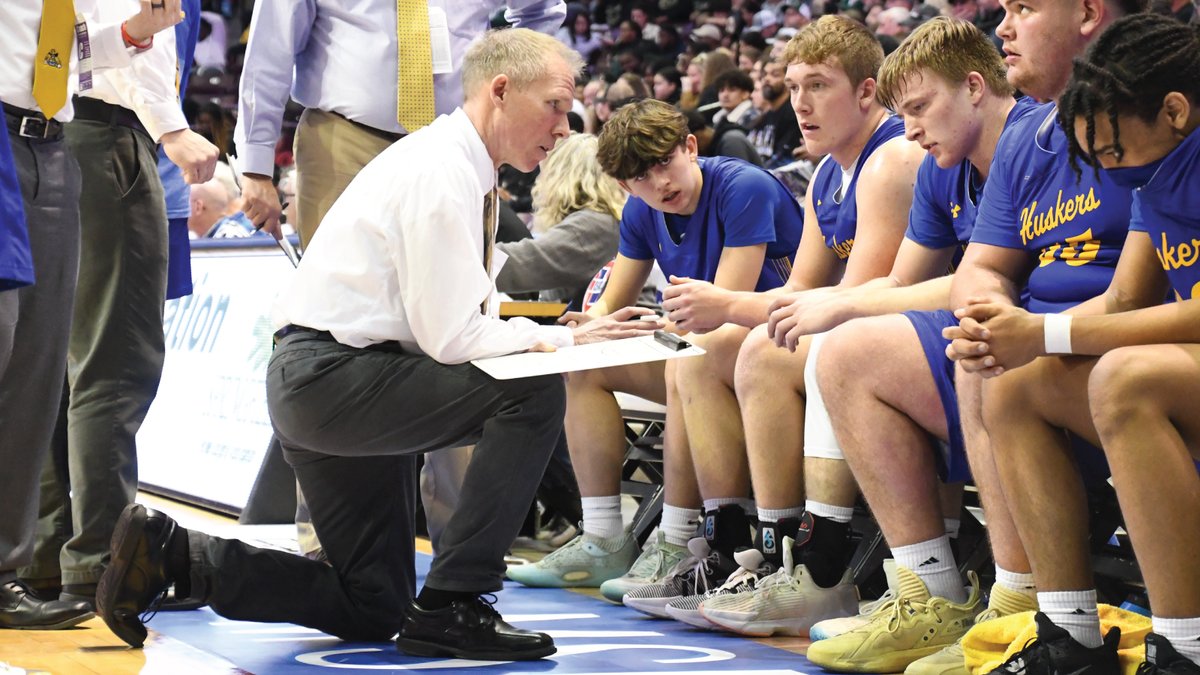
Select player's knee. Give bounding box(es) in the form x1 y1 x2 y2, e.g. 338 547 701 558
818 321 873 394
733 324 776 395
1088 346 1158 434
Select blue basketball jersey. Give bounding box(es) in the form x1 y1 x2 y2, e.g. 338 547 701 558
906 98 1042 255
0 131 32 291
618 156 805 291
971 104 1133 312
1126 126 1200 301
810 115 906 260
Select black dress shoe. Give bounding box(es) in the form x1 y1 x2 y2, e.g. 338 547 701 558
396 596 555 661
0 579 94 630
95 504 184 647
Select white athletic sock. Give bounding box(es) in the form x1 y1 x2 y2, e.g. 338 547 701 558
892 536 966 602
581 495 623 540
944 518 961 539
805 499 853 524
703 497 754 513
1153 616 1200 665
758 506 806 523
1039 590 1103 648
995 566 1038 603
660 505 702 547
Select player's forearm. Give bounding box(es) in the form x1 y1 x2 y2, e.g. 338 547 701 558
726 291 778 328
949 264 1019 309
840 275 953 320
1067 300 1200 355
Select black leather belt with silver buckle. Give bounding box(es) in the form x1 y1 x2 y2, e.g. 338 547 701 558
72 96 149 137
3 104 64 140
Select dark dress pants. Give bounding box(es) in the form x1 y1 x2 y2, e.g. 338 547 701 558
183 332 565 641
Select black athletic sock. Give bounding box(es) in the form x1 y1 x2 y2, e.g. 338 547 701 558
793 512 852 588
755 517 802 569
702 504 754 557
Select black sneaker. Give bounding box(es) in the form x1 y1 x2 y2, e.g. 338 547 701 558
987 612 1121 675
1140 633 1200 675
621 537 741 618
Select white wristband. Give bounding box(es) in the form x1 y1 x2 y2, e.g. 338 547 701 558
1043 313 1073 355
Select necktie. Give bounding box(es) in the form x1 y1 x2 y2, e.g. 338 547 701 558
396 0 435 131
481 187 498 314
32 0 76 119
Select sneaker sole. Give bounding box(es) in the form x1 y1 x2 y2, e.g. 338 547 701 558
664 604 718 630
96 504 151 648
699 607 813 637
504 568 608 589
622 595 675 619
806 645 946 673
396 637 557 661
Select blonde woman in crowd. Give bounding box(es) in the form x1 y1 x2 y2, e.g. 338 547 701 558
497 133 627 308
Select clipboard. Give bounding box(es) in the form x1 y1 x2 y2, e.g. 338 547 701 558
471 333 705 380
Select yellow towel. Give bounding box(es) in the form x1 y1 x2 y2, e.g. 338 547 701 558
963 605 1151 675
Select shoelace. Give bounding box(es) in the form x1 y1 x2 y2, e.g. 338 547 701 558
709 561 776 597
629 541 677 578
996 635 1051 675
139 586 171 624
880 596 948 635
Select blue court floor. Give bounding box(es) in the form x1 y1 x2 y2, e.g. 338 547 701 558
144 551 821 674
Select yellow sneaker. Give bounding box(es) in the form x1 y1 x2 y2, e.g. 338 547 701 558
806 568 982 673
903 583 1039 675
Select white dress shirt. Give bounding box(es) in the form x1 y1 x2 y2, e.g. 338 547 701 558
272 109 574 364
233 0 567 177
77 0 187 141
0 1 134 122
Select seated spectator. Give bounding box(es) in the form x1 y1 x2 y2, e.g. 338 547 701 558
684 109 765 167
496 136 626 309
558 9 604 61
653 66 683 104
712 69 757 127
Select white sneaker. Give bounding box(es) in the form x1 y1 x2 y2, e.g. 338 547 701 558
699 536 858 637
599 531 689 603
665 548 774 629
811 559 900 641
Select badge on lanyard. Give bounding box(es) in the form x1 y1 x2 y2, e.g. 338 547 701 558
74 13 94 92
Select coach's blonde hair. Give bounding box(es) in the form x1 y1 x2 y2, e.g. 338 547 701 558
877 17 1013 110
783 15 884 87
462 28 584 96
531 134 626 232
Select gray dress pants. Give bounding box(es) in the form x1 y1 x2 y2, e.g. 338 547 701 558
22 120 167 588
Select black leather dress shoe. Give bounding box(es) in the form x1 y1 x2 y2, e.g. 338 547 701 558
95 504 183 647
396 596 555 661
0 579 94 630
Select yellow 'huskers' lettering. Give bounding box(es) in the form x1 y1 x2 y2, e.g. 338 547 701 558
831 237 854 260
1155 231 1200 271
1020 188 1102 246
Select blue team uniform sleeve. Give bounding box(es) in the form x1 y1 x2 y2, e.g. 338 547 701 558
617 200 656 260
718 166 783 247
1127 192 1147 234
969 133 1024 250
906 158 959 249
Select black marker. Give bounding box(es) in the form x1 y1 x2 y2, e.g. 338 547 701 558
654 330 690 351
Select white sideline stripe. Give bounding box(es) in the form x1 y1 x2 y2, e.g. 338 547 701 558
503 613 599 622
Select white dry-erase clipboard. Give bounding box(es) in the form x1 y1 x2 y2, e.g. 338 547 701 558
471 334 705 380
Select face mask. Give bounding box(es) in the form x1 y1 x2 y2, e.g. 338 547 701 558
1104 156 1166 190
